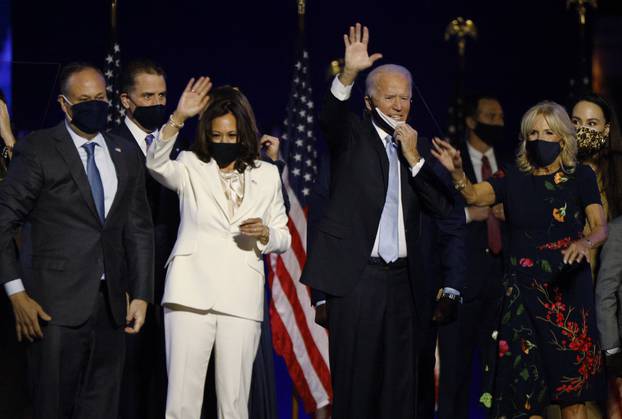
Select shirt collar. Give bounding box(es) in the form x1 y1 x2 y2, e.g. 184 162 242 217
65 120 105 150
371 121 391 144
467 141 495 161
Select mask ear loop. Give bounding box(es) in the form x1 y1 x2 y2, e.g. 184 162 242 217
356 70 446 138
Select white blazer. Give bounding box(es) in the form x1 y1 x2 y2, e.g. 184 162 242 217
146 136 291 321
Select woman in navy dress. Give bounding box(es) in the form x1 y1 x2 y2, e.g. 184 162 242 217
432 101 608 418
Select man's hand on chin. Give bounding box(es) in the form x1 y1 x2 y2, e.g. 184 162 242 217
394 124 421 167
125 299 148 334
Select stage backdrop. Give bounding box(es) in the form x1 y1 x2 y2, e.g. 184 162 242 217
9 1 622 418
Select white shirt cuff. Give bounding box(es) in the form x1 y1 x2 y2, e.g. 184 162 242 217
409 158 425 177
315 300 327 308
330 75 353 102
465 207 472 223
442 287 461 296
4 279 26 296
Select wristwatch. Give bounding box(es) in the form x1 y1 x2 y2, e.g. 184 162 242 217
436 289 463 304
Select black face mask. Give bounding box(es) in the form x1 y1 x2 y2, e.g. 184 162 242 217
132 104 168 132
68 100 109 134
208 142 241 167
526 139 561 168
473 122 504 146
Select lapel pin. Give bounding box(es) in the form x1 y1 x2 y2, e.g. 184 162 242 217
114 147 122 153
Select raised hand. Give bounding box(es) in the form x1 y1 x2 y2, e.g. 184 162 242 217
174 77 213 122
0 99 16 158
340 23 383 85
260 135 280 161
431 137 463 174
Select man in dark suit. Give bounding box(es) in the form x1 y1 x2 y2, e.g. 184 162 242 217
0 63 154 419
437 93 510 419
301 23 462 419
110 58 181 419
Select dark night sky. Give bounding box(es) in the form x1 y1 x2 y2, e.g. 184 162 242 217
10 0 622 141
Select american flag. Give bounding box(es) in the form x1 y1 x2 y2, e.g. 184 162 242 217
104 41 124 128
267 47 332 412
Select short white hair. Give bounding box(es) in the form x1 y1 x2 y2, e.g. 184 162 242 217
365 64 413 98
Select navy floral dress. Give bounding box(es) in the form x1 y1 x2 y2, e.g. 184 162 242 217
479 164 606 417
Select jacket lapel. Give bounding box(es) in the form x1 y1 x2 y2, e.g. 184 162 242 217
120 122 145 161
399 158 414 224
53 123 102 224
103 134 126 223
364 116 389 191
460 141 478 183
203 160 232 222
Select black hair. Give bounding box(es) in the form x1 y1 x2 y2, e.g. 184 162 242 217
58 62 104 96
192 86 259 173
464 93 501 119
119 59 166 94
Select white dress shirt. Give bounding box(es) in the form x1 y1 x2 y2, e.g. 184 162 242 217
464 141 498 223
4 121 118 296
124 116 158 156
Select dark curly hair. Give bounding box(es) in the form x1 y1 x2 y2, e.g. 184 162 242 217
191 86 259 173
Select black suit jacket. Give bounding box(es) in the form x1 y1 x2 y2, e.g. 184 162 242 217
301 91 454 324
458 140 510 301
0 122 154 327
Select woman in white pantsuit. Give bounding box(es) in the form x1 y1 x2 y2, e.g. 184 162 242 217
146 78 291 419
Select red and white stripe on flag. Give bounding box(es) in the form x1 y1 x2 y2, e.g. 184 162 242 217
268 170 332 412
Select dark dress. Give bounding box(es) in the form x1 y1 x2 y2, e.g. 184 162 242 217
480 164 606 417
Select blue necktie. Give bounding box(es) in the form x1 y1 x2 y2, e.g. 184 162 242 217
378 135 399 263
145 134 154 149
82 142 105 223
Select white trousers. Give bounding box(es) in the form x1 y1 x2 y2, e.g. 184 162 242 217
164 307 261 419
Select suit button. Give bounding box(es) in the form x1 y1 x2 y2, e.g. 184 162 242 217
485 248 490 254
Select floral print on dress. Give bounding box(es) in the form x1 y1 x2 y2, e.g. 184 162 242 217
533 281 602 396
553 203 567 223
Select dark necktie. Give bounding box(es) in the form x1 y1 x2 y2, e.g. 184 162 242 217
82 142 105 223
481 155 502 254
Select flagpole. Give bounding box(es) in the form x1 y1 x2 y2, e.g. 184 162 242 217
291 2 305 418
111 0 118 37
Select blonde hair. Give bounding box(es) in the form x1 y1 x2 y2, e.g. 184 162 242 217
516 101 578 174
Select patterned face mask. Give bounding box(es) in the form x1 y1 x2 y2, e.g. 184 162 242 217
576 126 609 160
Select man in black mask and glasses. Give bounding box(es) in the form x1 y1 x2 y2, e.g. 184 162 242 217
437 93 511 419
0 62 154 419
111 58 182 419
